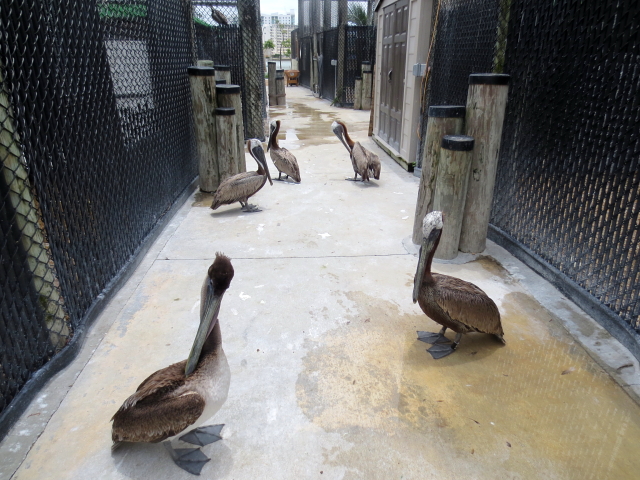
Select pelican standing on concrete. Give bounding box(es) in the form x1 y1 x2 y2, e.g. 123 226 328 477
112 253 235 475
332 120 381 182
413 211 505 359
210 139 273 212
267 120 301 182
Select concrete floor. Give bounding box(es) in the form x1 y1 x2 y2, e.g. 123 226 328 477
2 87 640 480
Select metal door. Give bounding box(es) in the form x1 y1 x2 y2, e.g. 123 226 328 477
378 0 408 151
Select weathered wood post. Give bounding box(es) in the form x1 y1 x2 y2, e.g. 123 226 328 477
268 61 277 106
215 107 238 181
412 106 466 244
216 84 246 173
354 76 363 109
188 66 218 192
216 80 227 85
197 60 214 67
214 65 232 84
459 74 510 253
361 61 372 110
275 69 286 106
432 135 475 260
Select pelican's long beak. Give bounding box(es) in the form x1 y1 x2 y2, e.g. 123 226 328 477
267 125 275 152
185 278 223 376
252 142 273 186
332 122 351 153
412 227 440 303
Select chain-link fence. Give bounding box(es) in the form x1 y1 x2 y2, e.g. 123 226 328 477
192 0 266 139
0 0 264 435
297 0 375 105
419 0 640 350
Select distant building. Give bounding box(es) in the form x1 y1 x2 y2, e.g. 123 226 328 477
261 10 296 55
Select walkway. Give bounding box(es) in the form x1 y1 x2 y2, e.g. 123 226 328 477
2 86 640 480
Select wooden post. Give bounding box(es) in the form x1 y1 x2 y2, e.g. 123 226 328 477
459 74 510 253
268 61 277 106
188 66 218 192
216 84 246 173
412 106 466 244
238 0 265 139
432 135 475 260
354 77 363 110
197 60 214 67
275 69 286 106
214 65 232 84
361 61 372 110
216 80 227 85
215 108 238 182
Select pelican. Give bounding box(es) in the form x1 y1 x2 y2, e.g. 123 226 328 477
210 139 273 212
112 253 235 475
413 211 505 359
331 120 381 182
211 7 229 25
267 120 301 182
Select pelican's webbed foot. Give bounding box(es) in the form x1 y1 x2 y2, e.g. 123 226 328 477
164 442 210 475
417 327 448 344
275 172 285 181
180 424 224 446
345 174 358 181
426 332 462 359
241 204 261 213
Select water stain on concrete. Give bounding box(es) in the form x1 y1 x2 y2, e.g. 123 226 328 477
296 290 640 479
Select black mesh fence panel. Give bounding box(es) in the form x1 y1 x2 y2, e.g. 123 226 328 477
343 25 375 105
297 0 375 104
416 0 501 166
193 1 266 139
491 0 640 332
0 0 200 421
418 0 639 338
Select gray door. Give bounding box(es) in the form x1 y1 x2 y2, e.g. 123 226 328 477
378 0 408 151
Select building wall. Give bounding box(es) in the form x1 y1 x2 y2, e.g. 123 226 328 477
262 10 296 53
373 0 432 168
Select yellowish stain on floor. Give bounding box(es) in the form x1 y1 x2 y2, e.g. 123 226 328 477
297 260 640 479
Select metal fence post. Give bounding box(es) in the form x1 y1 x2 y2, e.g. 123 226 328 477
459 74 510 253
412 106 466 244
433 135 475 260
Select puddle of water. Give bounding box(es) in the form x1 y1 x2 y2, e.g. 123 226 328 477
297 289 640 479
192 191 214 207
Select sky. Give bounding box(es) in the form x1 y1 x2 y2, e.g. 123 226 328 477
260 0 298 20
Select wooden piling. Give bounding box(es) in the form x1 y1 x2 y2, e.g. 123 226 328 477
361 61 372 110
276 69 286 106
268 61 277 106
188 66 218 192
412 106 466 244
215 108 238 182
354 77 363 110
197 60 214 67
213 65 232 84
459 74 510 253
216 84 246 173
432 135 475 260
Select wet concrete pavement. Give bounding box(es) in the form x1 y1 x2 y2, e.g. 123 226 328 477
2 86 640 480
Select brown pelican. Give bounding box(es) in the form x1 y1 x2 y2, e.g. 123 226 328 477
211 7 229 25
267 120 301 182
331 120 381 182
413 211 505 359
210 139 273 212
112 253 234 475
